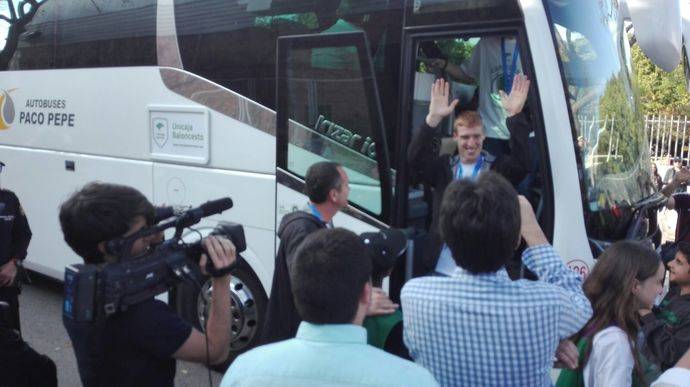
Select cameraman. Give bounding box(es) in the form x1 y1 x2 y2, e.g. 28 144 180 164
59 182 235 387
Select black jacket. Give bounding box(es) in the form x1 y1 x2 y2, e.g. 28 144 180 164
0 326 57 387
407 113 532 274
261 211 326 344
0 189 32 265
642 287 690 370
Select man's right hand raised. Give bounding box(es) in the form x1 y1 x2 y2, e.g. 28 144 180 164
519 195 548 247
425 79 459 128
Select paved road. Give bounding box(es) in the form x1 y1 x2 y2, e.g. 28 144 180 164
17 273 224 387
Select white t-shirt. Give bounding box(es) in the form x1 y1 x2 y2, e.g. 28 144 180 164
460 162 478 179
583 326 634 387
460 37 522 140
652 368 690 387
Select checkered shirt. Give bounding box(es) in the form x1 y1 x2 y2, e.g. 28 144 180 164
401 244 592 386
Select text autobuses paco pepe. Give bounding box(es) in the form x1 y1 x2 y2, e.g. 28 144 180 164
19 98 75 127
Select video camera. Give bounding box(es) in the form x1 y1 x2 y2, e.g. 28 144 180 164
63 197 245 324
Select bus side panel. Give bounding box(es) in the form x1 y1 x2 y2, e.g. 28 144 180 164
0 145 153 279
152 163 275 290
0 67 276 175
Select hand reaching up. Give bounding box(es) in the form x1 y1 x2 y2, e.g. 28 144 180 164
500 74 530 117
426 78 459 128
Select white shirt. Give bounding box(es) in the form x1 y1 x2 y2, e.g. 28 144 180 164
460 162 478 178
652 368 690 387
461 37 522 140
583 326 634 387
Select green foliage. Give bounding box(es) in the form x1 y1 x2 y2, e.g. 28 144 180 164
435 39 475 66
632 45 690 115
596 74 644 174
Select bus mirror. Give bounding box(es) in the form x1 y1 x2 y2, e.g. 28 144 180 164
624 0 682 72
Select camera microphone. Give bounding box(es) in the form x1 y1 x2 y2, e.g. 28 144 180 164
200 197 234 217
175 198 234 229
154 206 175 223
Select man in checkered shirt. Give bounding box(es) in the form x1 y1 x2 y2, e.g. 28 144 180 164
401 172 592 386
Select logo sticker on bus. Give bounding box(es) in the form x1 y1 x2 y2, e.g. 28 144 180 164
152 118 170 148
566 259 590 279
0 89 16 130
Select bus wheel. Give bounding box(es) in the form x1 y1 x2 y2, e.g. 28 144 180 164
176 257 267 371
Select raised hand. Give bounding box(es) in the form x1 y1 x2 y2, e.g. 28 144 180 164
499 74 530 117
366 287 399 316
426 78 459 128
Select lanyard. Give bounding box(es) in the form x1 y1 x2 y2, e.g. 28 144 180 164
307 202 324 222
455 155 483 181
501 37 520 93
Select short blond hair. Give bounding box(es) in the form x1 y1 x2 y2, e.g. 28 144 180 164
453 111 483 133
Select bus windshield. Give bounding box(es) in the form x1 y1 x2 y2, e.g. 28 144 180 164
544 0 652 240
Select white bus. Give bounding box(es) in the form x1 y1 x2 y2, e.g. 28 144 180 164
0 0 682 364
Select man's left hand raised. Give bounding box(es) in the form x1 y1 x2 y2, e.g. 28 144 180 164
500 74 530 117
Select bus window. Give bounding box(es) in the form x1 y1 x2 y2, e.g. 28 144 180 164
545 0 651 240
5 2 55 70
277 32 390 218
8 0 158 70
173 0 403 167
405 0 521 27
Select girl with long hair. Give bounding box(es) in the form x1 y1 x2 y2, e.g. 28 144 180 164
652 162 663 191
556 241 665 387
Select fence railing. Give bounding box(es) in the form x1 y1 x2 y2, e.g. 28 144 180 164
647 114 690 164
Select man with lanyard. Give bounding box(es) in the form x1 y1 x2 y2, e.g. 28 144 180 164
408 75 531 276
261 161 399 344
0 161 32 333
429 35 522 157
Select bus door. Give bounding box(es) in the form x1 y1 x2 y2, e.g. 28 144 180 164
275 31 398 280
397 1 555 278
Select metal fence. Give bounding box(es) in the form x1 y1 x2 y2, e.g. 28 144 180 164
647 114 690 164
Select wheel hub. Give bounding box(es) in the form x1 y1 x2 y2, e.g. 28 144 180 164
197 276 259 352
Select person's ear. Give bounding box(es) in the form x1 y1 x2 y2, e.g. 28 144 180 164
329 188 339 203
631 278 641 297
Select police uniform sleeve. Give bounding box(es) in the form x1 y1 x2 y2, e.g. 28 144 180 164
9 193 32 260
124 299 193 358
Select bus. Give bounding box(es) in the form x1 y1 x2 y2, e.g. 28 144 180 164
0 0 682 364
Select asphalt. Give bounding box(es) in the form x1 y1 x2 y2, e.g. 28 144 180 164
17 273 223 387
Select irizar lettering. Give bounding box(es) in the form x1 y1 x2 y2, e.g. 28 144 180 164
314 115 376 159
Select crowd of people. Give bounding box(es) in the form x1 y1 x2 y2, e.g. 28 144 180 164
2 51 690 387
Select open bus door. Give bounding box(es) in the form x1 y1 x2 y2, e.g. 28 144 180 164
275 31 404 294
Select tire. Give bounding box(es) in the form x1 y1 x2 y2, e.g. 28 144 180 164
175 256 267 371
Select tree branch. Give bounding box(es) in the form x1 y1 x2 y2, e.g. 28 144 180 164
18 0 40 19
7 0 17 21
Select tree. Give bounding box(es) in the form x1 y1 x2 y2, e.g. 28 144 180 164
0 0 46 70
631 44 690 115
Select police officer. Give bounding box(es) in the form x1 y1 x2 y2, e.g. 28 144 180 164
0 161 32 332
